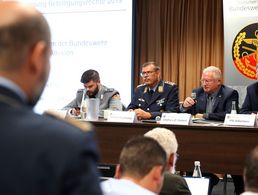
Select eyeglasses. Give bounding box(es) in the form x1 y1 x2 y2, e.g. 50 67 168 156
200 79 215 84
140 70 156 77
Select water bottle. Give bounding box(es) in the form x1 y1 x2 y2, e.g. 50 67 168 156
192 161 202 178
80 89 87 119
231 101 237 114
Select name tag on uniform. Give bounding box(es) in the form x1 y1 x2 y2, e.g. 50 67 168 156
160 113 192 125
224 114 256 126
107 111 137 123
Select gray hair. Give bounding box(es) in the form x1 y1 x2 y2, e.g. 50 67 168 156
203 66 222 80
142 61 160 71
144 127 178 159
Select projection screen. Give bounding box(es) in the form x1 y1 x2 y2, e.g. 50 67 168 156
19 0 134 113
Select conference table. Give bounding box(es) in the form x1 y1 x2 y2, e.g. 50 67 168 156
91 119 258 175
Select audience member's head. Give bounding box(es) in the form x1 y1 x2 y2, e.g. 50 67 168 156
144 127 178 173
0 1 51 106
80 69 100 97
243 145 258 192
116 136 167 194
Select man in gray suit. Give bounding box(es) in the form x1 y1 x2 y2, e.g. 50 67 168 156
64 69 123 117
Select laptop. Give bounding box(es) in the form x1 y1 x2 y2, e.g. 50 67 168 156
184 177 210 195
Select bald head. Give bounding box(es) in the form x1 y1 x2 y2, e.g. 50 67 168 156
0 1 51 106
0 1 51 71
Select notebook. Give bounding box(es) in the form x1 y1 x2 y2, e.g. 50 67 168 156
184 177 210 195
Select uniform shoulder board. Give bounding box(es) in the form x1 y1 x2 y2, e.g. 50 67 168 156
111 94 120 99
44 110 92 132
164 81 176 86
136 83 146 88
77 88 84 93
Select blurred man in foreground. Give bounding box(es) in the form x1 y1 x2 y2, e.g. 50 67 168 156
127 61 179 120
101 136 167 195
0 1 102 194
241 145 258 195
145 127 191 195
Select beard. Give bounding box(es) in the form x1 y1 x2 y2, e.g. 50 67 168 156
87 85 99 98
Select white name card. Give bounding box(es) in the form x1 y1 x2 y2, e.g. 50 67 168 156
160 113 192 125
107 111 137 123
224 114 256 126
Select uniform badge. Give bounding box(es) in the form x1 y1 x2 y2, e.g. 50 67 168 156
156 98 165 106
158 86 163 93
138 98 145 102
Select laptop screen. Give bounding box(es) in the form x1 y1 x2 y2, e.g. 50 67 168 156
184 177 210 195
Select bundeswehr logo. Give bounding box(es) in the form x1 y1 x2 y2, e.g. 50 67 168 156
232 23 258 80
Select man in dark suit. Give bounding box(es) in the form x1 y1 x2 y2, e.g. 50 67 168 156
180 66 243 195
0 2 102 195
180 66 239 121
127 61 179 120
145 127 191 195
240 65 258 115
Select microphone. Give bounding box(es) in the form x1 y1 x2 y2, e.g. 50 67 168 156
191 92 197 115
155 116 161 122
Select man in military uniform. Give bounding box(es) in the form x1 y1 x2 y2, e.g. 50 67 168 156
127 62 179 120
64 69 123 117
0 2 102 195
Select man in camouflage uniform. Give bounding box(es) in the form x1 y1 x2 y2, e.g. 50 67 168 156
127 62 179 120
64 69 123 117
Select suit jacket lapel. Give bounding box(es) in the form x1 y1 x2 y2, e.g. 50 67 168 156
198 92 207 112
147 91 160 105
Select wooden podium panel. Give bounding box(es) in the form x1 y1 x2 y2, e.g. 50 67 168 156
92 120 258 175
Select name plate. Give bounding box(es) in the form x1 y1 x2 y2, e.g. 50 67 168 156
224 114 256 126
107 111 137 123
160 113 192 125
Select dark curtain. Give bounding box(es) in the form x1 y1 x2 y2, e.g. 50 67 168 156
134 0 224 101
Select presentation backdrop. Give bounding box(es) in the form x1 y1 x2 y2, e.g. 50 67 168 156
223 0 258 105
19 0 134 113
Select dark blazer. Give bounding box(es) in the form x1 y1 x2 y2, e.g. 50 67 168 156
184 85 239 121
240 82 258 114
160 173 191 195
0 86 102 195
127 80 179 119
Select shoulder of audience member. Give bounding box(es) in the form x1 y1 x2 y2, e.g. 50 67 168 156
44 110 93 133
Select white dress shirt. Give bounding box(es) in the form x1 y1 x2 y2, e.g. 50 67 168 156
101 178 156 195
